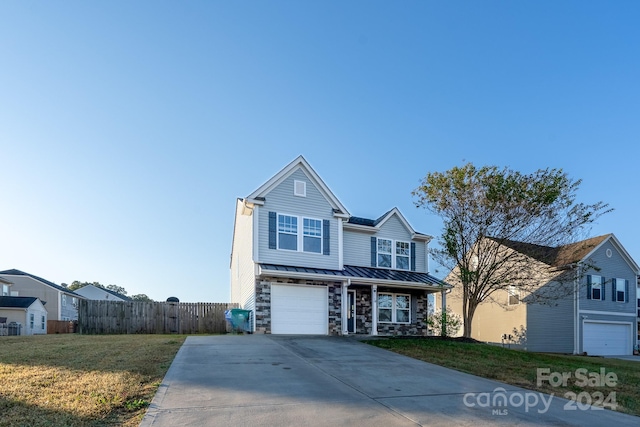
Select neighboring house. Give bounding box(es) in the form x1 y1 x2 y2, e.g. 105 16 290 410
0 296 48 335
1 276 13 296
0 269 84 321
447 234 639 356
230 155 450 336
73 284 131 301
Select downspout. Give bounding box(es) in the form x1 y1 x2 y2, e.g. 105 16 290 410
573 264 579 355
372 284 378 336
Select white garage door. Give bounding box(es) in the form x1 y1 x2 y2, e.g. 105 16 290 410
583 322 631 356
271 284 328 335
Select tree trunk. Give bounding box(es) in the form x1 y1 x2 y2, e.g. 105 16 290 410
462 300 478 338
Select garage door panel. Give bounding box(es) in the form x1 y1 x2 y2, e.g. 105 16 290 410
271 285 328 335
583 322 631 356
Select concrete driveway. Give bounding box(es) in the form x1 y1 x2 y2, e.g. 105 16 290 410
141 335 639 426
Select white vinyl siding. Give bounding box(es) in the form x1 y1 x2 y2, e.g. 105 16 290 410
230 199 257 319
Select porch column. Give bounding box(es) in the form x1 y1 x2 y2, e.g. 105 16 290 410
372 284 378 336
440 288 447 337
342 281 349 335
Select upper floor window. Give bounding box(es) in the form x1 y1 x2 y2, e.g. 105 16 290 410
276 213 323 254
396 242 410 270
303 218 322 253
1 284 8 296
62 294 67 306
376 238 410 270
377 239 392 268
587 275 605 301
613 278 628 302
278 214 298 250
591 280 602 300
507 285 520 305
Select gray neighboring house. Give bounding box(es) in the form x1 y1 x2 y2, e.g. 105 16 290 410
448 234 639 356
0 269 84 321
73 284 131 301
0 296 48 335
230 155 450 336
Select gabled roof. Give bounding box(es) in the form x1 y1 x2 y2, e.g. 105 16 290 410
259 263 450 289
75 284 132 301
0 276 12 285
0 296 42 309
245 155 350 217
0 269 83 297
499 234 640 273
346 207 432 242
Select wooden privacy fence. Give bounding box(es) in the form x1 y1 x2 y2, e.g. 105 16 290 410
47 320 77 334
77 300 239 334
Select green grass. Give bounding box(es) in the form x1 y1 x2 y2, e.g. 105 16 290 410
365 337 640 416
0 334 186 427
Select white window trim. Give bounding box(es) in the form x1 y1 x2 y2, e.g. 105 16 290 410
378 292 411 324
277 213 324 254
376 238 411 270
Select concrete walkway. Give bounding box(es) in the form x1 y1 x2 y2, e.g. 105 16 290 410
140 335 639 426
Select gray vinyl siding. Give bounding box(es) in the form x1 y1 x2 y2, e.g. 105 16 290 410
526 291 575 353
230 199 256 312
580 240 637 315
60 294 79 320
343 214 427 272
257 169 339 270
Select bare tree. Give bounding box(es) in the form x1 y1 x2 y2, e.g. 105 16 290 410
413 163 611 338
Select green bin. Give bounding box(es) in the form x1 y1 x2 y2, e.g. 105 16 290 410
224 309 252 333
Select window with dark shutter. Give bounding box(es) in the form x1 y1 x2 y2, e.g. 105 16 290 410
371 237 377 267
410 242 416 271
268 212 277 249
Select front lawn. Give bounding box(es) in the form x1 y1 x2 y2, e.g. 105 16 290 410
0 334 186 427
365 337 640 417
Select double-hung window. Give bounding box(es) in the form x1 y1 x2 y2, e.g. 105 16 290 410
587 275 605 300
278 214 298 251
277 214 323 254
378 293 411 323
614 278 627 302
377 239 392 268
1 284 8 296
376 238 410 270
30 313 34 329
303 218 322 253
41 315 45 330
396 242 410 270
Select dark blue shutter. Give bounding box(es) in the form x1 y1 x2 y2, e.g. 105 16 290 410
586 275 592 299
268 212 277 249
323 220 330 255
601 276 605 300
410 242 416 271
625 279 629 303
371 237 377 267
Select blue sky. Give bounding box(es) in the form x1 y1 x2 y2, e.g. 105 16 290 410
1 1 638 302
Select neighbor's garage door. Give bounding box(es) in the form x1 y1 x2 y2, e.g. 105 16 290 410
583 322 632 356
271 284 328 335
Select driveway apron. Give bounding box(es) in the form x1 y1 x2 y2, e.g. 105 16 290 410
140 335 639 426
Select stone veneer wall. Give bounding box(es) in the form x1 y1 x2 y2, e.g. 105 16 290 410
255 279 429 336
351 286 429 336
254 277 342 335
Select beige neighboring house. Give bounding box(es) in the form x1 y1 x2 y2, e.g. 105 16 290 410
447 234 639 356
0 296 48 335
0 269 84 321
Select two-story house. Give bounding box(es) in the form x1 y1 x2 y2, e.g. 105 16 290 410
0 269 84 321
447 234 639 356
230 156 450 335
73 284 131 302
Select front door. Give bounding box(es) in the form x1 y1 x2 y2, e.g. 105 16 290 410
347 290 356 333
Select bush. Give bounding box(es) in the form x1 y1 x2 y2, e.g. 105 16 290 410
426 307 462 337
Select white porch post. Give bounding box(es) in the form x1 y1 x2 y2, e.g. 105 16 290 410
440 288 447 337
372 284 378 336
342 281 349 335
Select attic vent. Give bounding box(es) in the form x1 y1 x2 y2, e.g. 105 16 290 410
294 180 306 197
